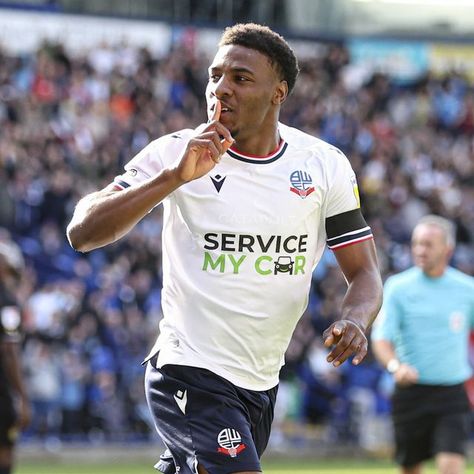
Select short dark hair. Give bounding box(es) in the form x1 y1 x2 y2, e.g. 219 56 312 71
219 23 299 94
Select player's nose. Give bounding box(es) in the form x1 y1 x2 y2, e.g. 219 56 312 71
212 74 233 98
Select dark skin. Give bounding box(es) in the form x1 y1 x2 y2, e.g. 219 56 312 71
206 44 287 155
327 240 382 367
0 342 31 470
0 261 31 472
67 44 383 474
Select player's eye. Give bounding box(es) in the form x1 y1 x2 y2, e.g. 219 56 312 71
209 74 221 82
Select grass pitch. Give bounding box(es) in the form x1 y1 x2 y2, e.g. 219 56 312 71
15 458 455 473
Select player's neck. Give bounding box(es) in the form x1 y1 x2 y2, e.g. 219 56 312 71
232 128 281 157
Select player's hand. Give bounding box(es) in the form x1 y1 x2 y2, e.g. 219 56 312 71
323 320 368 367
394 363 419 386
174 100 234 183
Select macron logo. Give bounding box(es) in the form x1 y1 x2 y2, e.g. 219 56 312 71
210 174 226 193
174 389 187 415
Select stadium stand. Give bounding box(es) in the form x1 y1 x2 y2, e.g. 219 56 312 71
0 17 473 451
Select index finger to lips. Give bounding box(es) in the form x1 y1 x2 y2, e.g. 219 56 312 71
211 99 222 122
214 121 233 143
200 124 233 151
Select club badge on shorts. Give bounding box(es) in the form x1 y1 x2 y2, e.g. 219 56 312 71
217 428 246 457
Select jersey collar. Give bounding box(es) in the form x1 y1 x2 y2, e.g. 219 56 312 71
226 139 288 164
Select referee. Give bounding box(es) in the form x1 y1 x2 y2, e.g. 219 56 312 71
372 215 474 474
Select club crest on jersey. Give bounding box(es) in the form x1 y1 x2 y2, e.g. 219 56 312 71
289 170 314 199
217 428 246 458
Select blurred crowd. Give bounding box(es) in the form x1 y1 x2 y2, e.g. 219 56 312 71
0 33 473 447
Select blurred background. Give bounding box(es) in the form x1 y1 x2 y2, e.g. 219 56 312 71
0 0 473 469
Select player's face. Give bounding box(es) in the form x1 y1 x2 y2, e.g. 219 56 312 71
206 45 286 141
411 224 452 277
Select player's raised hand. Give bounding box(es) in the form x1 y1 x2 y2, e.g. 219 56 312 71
323 320 368 367
174 100 234 183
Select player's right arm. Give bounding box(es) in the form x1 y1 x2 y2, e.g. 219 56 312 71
67 101 233 253
67 171 183 252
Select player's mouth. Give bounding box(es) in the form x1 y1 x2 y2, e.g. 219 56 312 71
220 105 234 120
210 102 233 115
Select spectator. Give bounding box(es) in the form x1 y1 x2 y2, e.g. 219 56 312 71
0 237 31 474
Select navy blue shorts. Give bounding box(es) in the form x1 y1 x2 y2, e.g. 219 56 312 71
145 357 278 474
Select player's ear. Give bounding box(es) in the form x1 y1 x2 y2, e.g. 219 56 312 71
273 80 288 105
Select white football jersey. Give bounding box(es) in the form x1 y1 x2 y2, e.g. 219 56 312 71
114 122 372 390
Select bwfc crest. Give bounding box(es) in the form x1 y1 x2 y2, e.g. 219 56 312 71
217 428 246 458
289 170 314 199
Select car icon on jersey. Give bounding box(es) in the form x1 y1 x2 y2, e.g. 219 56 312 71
274 256 294 275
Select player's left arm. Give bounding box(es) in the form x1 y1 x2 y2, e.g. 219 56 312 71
321 147 383 366
323 237 383 367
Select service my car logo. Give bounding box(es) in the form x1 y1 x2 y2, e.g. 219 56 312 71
202 232 308 276
290 170 315 199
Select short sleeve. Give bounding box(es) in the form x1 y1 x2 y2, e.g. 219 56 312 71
324 148 372 249
371 277 402 343
325 148 361 218
114 139 165 190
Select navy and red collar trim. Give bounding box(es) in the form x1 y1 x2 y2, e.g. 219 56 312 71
226 140 288 164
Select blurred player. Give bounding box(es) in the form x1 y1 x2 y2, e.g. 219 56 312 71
67 23 383 474
0 239 30 474
372 215 474 474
